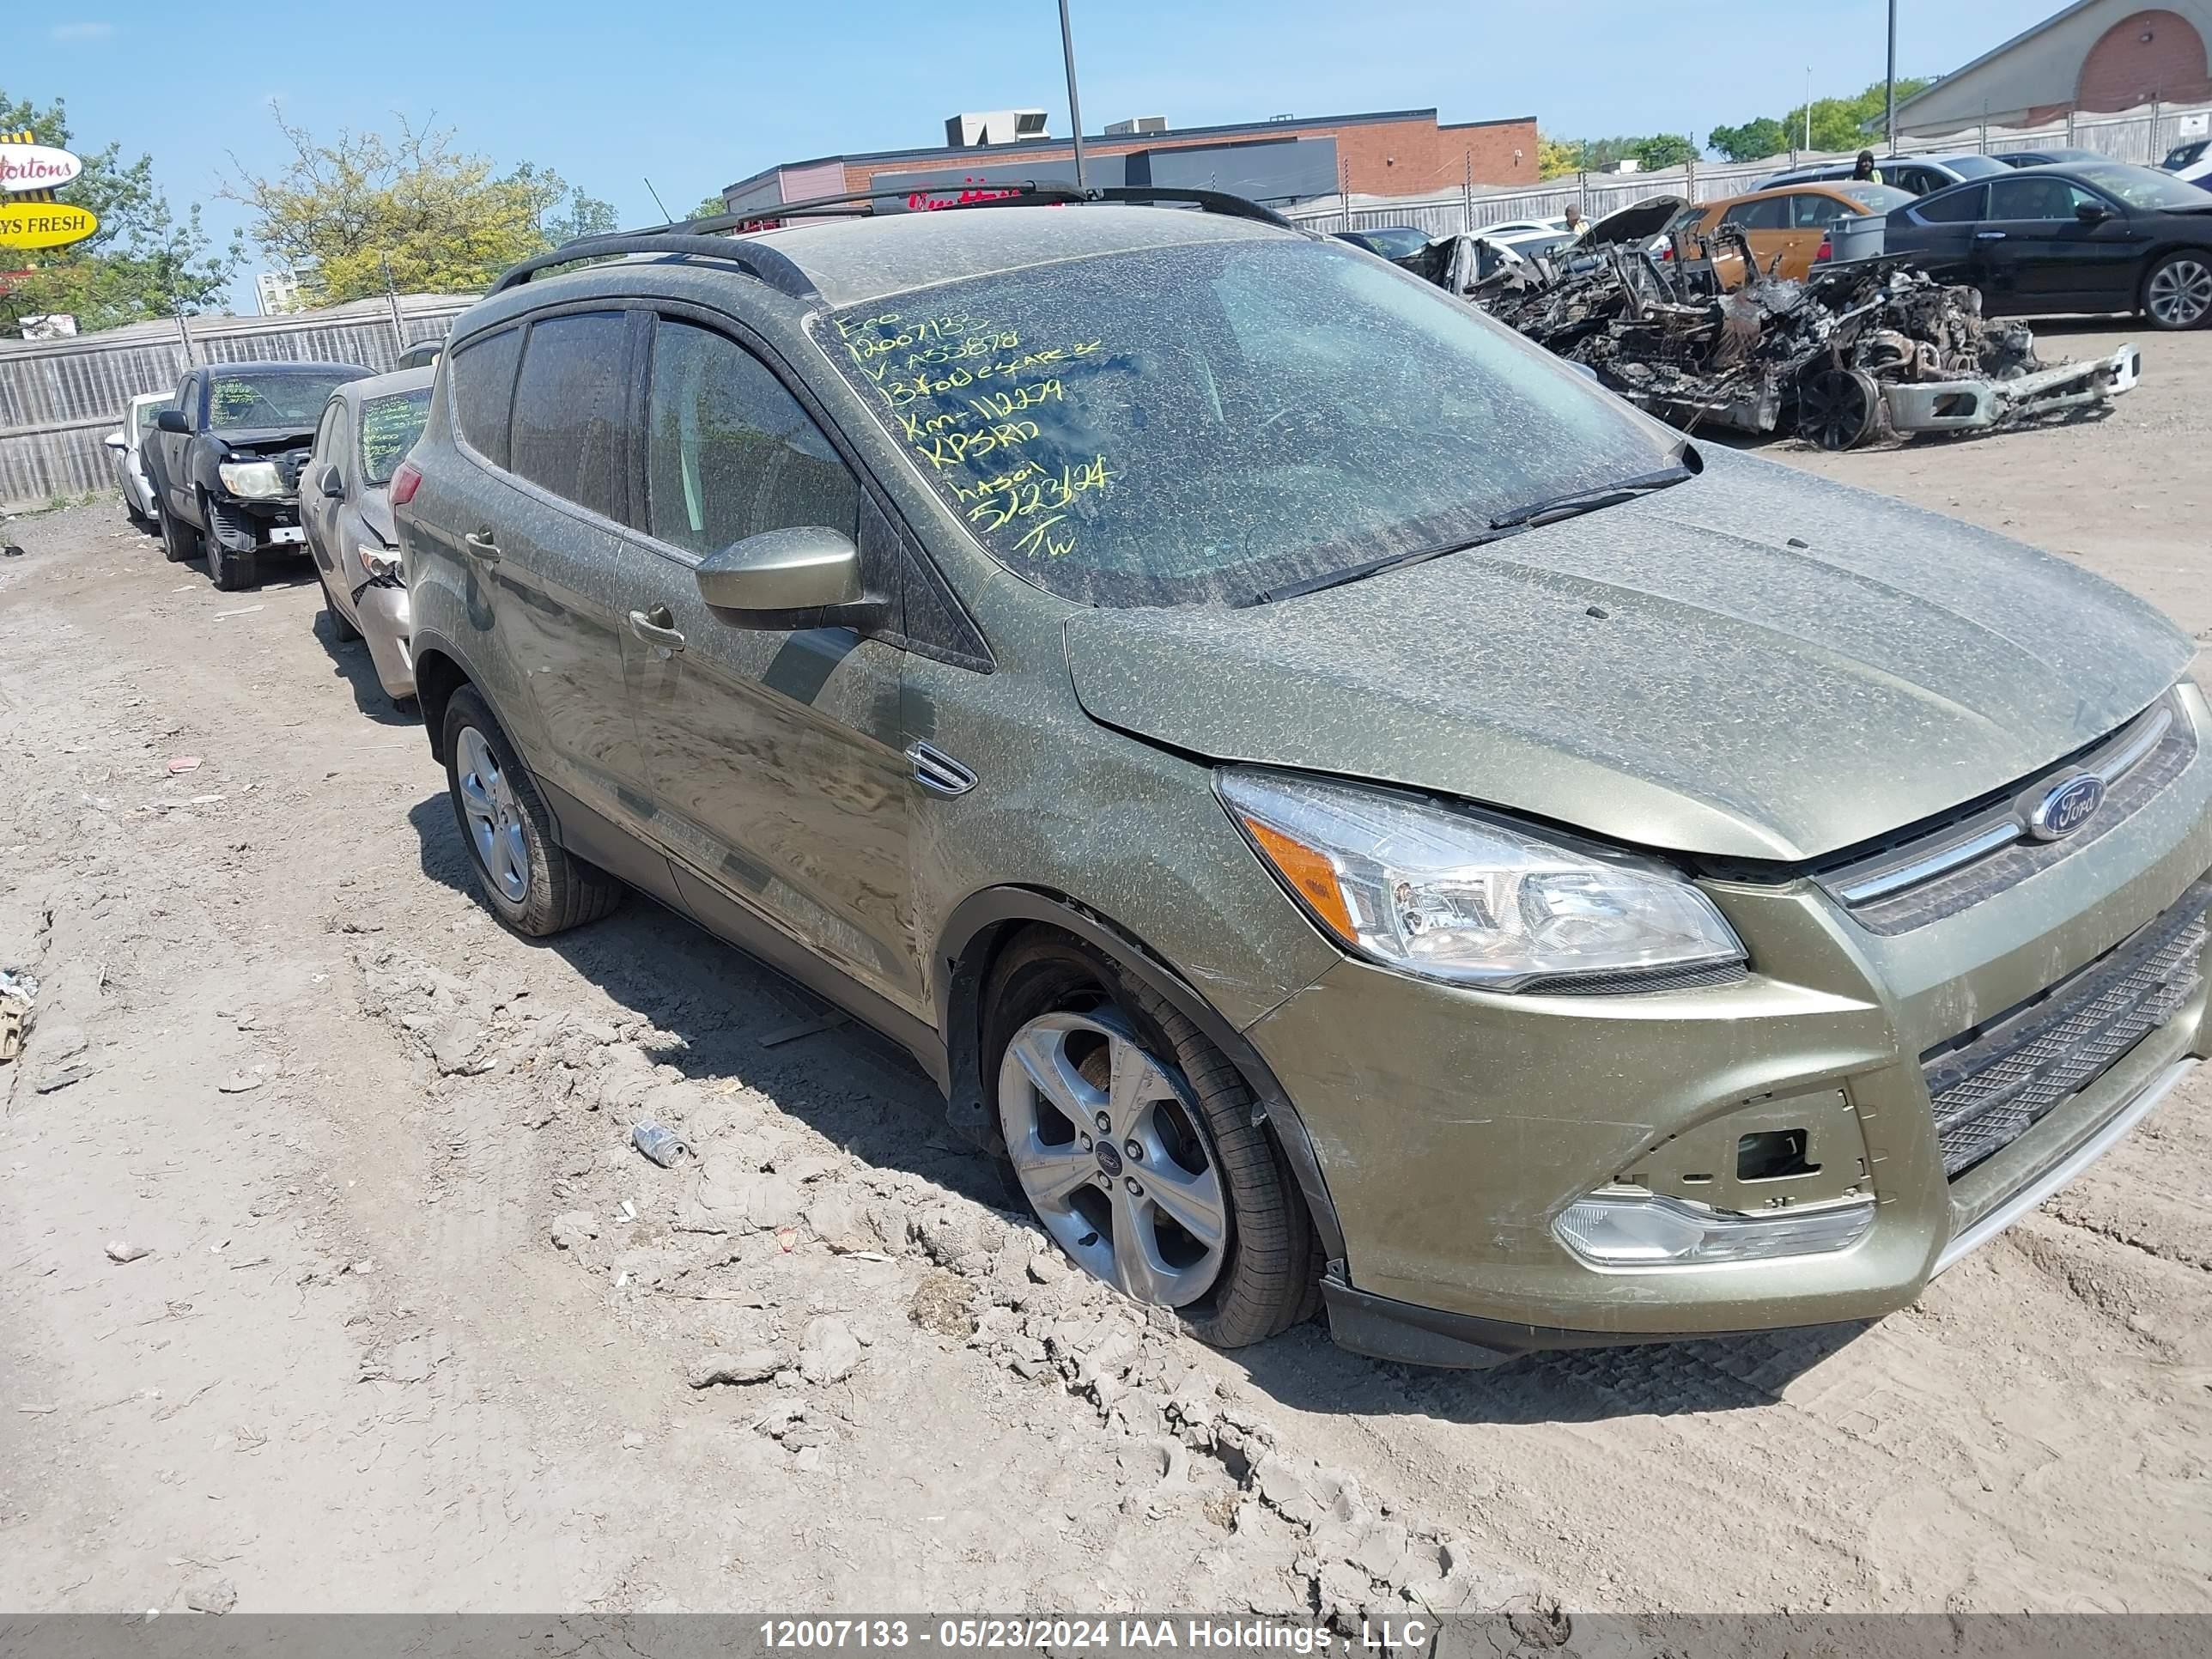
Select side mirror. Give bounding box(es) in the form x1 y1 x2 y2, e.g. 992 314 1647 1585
103 430 126 451
155 409 190 434
316 463 344 500
2074 201 2112 224
695 526 881 630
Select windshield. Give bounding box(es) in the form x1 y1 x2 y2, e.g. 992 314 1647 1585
1356 228 1432 259
2079 162 2212 210
207 371 359 431
1940 155 2009 179
134 399 161 434
2162 140 2209 170
820 237 1677 607
359 388 431 485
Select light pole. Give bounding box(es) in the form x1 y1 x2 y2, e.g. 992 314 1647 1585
1885 0 1899 153
1058 0 1090 191
1804 66 1813 153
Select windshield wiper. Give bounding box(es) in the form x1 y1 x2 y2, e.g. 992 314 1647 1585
1253 522 1529 605
1486 464 1694 529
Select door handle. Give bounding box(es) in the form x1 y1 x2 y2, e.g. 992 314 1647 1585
463 529 502 562
629 605 686 655
1973 230 2007 240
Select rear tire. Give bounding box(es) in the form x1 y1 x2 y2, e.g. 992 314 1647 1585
158 501 198 563
983 927 1315 1349
441 684 623 937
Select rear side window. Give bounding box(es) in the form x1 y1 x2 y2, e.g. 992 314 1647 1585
447 326 525 470
643 318 859 557
1723 197 1791 231
1790 193 1842 228
1914 184 1989 223
509 312 629 520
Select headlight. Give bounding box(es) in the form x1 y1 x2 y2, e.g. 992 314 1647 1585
357 543 402 580
217 460 286 499
1218 769 1744 991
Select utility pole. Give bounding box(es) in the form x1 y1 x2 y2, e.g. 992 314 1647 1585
1804 67 1814 153
1885 0 1899 153
379 251 406 357
1057 0 1090 191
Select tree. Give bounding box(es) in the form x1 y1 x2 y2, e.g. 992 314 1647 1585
1708 77 1936 162
690 192 728 222
1706 117 1790 163
0 88 241 334
223 111 616 303
1537 136 1583 179
1629 133 1698 171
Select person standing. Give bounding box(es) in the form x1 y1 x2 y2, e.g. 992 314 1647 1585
1851 149 1878 181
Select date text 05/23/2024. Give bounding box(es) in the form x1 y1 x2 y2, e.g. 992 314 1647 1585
757 1620 1432 1653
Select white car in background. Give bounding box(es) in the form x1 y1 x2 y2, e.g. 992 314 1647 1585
101 392 168 530
2161 137 2212 189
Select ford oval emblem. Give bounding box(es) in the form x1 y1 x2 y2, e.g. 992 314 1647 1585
2029 774 2106 842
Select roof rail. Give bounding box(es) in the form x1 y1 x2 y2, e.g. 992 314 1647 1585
495 181 1304 299
488 232 819 299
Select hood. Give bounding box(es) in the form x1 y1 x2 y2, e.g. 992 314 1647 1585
1063 447 2192 862
358 485 396 547
215 426 317 455
1589 194 1686 246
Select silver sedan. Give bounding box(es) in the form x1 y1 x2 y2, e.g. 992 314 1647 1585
299 367 433 704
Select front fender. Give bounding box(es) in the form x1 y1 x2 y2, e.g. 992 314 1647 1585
933 884 1348 1268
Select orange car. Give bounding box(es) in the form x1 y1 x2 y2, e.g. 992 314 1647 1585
1671 180 1917 283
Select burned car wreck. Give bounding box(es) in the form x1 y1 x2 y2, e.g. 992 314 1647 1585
1404 200 2141 449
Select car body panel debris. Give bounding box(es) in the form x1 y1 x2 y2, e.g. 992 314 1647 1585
1459 216 2139 449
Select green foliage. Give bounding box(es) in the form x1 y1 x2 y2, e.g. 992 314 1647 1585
1537 131 1698 178
223 111 621 303
1709 78 1936 162
690 192 729 222
1706 117 1791 163
0 88 242 335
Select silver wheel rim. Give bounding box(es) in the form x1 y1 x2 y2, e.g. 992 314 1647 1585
2148 258 2212 326
455 726 530 902
997 1006 1228 1308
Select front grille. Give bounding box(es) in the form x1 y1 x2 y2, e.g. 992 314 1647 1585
1815 692 2195 936
1920 875 2210 1177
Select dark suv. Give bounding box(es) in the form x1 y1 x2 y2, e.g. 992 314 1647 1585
394 191 2209 1367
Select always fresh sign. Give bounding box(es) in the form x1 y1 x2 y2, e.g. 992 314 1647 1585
0 202 99 249
0 142 83 194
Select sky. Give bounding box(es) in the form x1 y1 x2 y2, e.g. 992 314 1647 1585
14 0 2068 313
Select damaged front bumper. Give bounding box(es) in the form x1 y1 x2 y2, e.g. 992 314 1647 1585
207 495 307 555
1879 342 2142 435
1245 692 2212 1368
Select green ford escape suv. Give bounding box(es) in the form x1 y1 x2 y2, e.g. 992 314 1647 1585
392 190 2211 1367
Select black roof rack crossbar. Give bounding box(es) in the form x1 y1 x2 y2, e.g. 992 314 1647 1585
489 232 819 299
947 184 1297 231
645 180 1295 240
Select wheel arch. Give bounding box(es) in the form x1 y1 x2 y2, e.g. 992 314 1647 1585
933 884 1347 1270
408 635 476 764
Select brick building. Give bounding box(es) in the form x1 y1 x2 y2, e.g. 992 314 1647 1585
1895 0 2212 134
719 107 1539 216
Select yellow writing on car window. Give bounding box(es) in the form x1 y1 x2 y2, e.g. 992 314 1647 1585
838 311 1119 561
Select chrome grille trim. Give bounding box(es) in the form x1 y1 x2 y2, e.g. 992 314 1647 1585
1818 690 2194 932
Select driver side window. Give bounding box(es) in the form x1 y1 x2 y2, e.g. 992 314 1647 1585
642 318 860 559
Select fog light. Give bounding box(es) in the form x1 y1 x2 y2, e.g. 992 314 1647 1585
1554 1189 1875 1267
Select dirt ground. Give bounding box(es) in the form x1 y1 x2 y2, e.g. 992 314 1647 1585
2 322 2208 1619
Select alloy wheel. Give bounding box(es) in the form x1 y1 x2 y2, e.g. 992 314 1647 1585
997 1006 1229 1307
2148 256 2212 328
455 725 531 902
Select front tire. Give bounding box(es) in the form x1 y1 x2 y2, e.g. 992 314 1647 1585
2143 250 2212 331
201 497 258 592
317 569 361 642
441 685 622 937
984 928 1315 1348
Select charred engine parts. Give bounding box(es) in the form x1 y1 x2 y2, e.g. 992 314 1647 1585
1442 227 2138 450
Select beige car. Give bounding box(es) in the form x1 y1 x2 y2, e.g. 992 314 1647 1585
1675 180 1917 282
299 368 433 704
